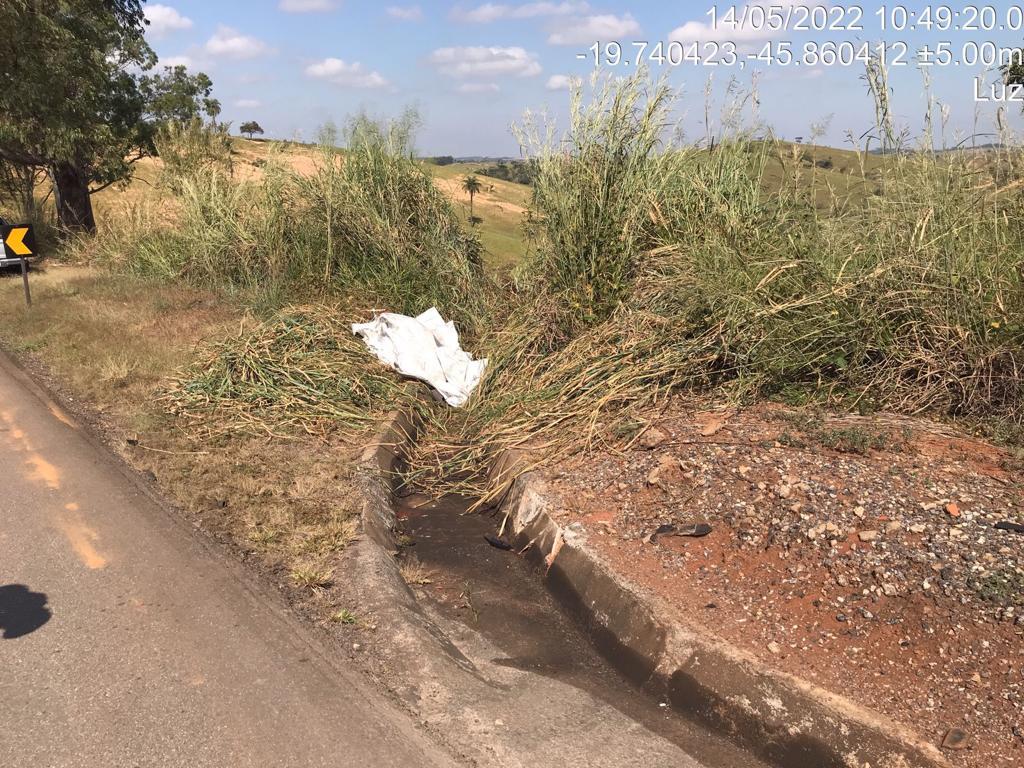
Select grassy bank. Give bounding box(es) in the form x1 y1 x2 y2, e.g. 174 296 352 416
408 70 1024 500
0 265 382 607
5 68 1023 507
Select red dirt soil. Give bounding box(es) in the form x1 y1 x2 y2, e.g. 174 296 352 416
544 403 1024 767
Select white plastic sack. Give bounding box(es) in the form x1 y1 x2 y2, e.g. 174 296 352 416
352 307 487 407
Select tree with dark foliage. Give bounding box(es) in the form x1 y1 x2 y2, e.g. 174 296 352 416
240 121 265 140
0 1 218 233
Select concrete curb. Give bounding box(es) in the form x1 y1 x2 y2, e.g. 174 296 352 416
345 401 950 767
343 400 486 707
500 470 951 768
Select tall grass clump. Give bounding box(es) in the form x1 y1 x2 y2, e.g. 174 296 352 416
294 109 485 325
93 111 485 328
515 70 682 338
410 67 1024 502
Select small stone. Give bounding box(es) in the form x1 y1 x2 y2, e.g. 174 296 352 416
352 643 362 651
775 483 793 499
941 728 969 750
909 523 926 534
945 502 960 518
853 505 866 518
646 454 679 487
858 530 879 542
640 426 668 449
767 641 781 654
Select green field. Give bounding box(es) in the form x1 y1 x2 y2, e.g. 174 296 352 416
424 162 532 271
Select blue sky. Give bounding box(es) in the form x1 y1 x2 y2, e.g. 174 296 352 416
143 1 1024 155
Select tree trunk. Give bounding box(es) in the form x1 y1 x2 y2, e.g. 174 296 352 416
52 162 96 234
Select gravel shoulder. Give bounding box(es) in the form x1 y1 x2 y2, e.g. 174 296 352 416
543 402 1024 767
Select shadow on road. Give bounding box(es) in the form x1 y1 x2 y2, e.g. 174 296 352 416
0 584 51 639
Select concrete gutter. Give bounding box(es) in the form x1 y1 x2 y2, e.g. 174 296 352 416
343 399 486 705
344 402 949 768
499 469 951 768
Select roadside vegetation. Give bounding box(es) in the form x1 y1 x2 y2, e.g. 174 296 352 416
410 68 1024 501
2 22 1023 514
91 110 485 323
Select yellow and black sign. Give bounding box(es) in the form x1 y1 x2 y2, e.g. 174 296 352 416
1 224 35 258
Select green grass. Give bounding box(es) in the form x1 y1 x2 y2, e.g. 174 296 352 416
407 69 1024 503
17 68 1024 511
425 162 532 270
972 566 1024 607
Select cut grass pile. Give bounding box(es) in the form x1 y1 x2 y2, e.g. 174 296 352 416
167 304 411 438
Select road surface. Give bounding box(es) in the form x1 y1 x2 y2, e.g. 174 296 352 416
0 352 455 767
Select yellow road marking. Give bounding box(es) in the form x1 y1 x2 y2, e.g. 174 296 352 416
58 503 107 570
26 453 61 489
47 402 78 429
1 410 109 569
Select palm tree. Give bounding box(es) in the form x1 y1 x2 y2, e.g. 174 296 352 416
461 174 482 223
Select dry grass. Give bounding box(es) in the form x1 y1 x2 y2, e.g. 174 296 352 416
407 69 1024 505
399 555 434 586
0 264 366 592
290 564 334 590
0 263 238 422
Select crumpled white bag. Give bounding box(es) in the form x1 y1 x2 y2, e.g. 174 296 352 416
352 307 487 407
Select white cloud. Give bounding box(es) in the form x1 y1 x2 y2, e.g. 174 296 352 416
457 82 500 93
145 4 193 38
279 0 339 11
159 55 193 69
428 46 542 78
235 99 263 108
670 1 814 45
305 58 389 88
545 74 577 90
547 13 640 45
205 26 272 59
386 5 423 21
455 1 588 23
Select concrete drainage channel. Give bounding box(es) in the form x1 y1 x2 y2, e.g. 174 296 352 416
343 404 949 768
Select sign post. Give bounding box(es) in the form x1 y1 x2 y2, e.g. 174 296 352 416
1 224 36 307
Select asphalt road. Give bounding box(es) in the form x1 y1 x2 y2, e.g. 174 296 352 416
0 352 455 768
